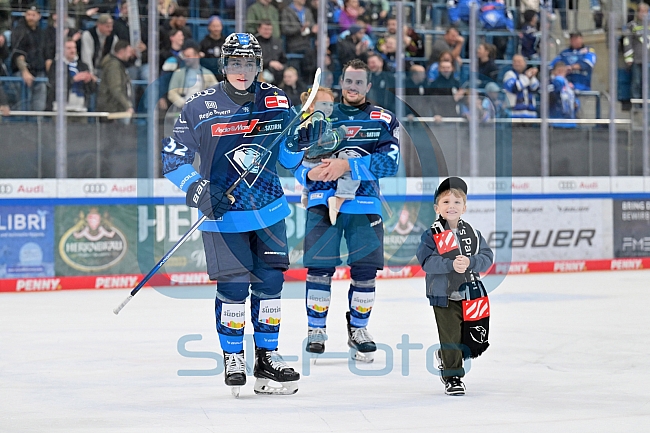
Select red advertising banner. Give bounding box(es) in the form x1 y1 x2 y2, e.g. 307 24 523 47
2 258 649 293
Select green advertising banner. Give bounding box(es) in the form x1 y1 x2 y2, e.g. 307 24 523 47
55 205 139 276
55 201 439 277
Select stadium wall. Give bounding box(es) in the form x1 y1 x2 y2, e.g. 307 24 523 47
0 177 649 293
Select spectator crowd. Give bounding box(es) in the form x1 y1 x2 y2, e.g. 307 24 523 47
0 0 646 125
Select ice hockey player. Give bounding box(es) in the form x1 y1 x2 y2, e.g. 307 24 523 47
294 59 401 363
161 33 321 396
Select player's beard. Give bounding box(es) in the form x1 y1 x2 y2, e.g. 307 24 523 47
342 89 366 107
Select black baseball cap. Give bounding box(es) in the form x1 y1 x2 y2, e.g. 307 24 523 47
435 176 468 200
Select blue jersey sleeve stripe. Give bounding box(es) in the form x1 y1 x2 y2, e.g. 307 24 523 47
164 164 200 192
295 164 310 186
348 156 376 181
279 140 304 170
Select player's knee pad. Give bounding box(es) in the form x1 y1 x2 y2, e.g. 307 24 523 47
250 293 281 350
215 298 246 352
348 278 375 328
250 267 284 299
216 272 251 303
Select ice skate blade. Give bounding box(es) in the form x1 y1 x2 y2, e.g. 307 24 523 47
350 350 374 363
445 389 465 396
253 378 299 395
230 386 241 398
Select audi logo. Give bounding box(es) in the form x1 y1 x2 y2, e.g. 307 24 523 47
0 184 13 194
488 181 509 191
83 184 107 193
558 181 577 190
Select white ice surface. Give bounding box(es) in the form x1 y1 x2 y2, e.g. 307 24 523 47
1 271 649 433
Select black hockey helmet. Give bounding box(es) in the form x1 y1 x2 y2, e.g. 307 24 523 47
221 33 263 73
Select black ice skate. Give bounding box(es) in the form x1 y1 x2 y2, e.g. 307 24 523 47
306 326 327 354
223 350 246 398
253 348 300 395
346 312 376 363
445 376 466 396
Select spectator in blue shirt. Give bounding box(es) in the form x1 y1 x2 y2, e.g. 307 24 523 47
550 31 596 92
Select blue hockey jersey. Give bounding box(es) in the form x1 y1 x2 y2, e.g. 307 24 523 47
294 102 400 216
162 81 304 233
550 46 596 91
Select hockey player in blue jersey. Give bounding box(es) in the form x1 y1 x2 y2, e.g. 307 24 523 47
161 33 318 396
295 59 400 362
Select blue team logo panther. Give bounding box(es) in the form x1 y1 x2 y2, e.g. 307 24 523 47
225 144 271 188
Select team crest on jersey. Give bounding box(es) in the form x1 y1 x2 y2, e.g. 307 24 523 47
211 119 259 136
265 95 289 108
370 111 392 124
335 146 369 159
225 143 271 187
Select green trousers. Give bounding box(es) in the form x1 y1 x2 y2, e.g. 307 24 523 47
433 300 465 378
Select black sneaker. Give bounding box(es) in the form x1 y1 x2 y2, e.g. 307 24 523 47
445 376 466 396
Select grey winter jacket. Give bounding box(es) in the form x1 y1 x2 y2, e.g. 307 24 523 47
416 224 494 307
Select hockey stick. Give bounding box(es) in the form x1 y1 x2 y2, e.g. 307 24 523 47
113 68 322 315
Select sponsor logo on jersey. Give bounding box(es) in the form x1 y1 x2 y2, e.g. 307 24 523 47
258 299 281 325
185 87 216 104
350 291 374 314
243 119 284 137
221 304 245 329
306 289 330 312
205 100 217 110
265 95 289 108
225 143 271 187
370 110 392 124
462 298 490 321
342 126 382 141
211 119 259 136
433 230 459 255
199 109 231 120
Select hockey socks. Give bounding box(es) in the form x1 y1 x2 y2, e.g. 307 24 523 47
305 273 332 328
251 294 281 350
348 279 375 328
215 299 246 353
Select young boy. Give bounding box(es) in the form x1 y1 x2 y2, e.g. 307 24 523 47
416 177 494 396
